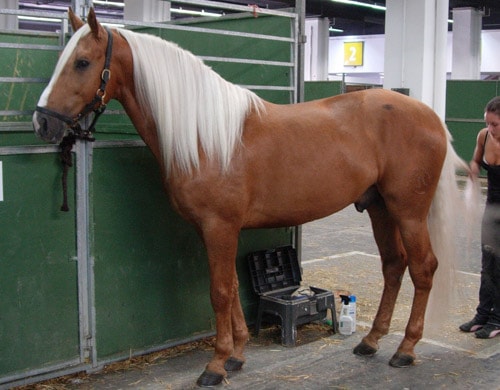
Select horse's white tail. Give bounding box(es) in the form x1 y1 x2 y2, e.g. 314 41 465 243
425 129 472 334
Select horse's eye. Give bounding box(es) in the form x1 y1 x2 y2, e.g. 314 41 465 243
75 59 90 70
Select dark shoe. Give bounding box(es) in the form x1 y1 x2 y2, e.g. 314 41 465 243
475 323 500 339
459 318 485 332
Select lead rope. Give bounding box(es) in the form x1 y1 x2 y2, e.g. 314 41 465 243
59 134 76 212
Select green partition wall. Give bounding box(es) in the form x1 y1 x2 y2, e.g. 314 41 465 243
89 13 297 361
0 152 79 377
0 29 81 383
91 146 293 360
304 81 343 101
445 80 500 163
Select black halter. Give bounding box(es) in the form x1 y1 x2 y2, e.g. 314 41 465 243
35 26 113 141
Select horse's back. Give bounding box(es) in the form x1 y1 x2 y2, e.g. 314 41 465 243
236 88 447 227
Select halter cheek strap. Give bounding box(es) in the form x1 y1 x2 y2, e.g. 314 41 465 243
35 26 113 141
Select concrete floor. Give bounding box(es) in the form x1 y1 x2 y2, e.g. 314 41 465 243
19 187 500 390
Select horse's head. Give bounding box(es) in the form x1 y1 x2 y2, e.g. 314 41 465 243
33 8 114 143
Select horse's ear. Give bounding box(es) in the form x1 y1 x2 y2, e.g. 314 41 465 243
87 7 101 39
68 7 84 32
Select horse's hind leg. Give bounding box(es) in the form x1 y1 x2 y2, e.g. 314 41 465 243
389 218 437 367
354 199 408 357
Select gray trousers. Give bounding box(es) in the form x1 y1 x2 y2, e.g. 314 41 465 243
475 202 500 325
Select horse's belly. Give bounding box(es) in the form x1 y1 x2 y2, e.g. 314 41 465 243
244 169 371 228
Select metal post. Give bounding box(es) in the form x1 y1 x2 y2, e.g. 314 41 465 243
75 138 97 367
295 0 306 104
0 0 18 30
294 0 306 263
59 15 68 46
72 0 93 20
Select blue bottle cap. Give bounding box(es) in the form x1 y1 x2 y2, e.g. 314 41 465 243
350 295 356 303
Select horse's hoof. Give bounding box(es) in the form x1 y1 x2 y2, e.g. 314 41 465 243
196 370 225 387
389 352 414 368
224 356 244 372
353 341 378 356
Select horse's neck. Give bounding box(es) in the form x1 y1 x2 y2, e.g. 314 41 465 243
119 90 162 163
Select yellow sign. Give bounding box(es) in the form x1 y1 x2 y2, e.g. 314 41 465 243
343 41 364 66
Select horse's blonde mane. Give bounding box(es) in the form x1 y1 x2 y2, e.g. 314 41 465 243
117 28 264 175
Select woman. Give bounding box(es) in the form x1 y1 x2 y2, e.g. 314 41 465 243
460 96 500 339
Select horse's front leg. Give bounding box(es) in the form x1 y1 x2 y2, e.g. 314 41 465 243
196 223 243 387
224 269 249 372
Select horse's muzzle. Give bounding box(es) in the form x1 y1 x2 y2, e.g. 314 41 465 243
32 110 67 143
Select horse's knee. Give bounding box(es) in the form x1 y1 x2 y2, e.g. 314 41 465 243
210 283 236 312
233 323 249 342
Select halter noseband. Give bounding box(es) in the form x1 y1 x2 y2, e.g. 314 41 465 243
35 26 113 141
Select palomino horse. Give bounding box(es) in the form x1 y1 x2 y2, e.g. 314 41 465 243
33 8 468 387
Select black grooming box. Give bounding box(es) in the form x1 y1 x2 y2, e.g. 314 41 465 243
247 245 337 346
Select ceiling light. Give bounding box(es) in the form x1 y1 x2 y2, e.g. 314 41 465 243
332 1 453 24
330 0 386 12
92 1 125 8
18 15 62 23
171 8 222 17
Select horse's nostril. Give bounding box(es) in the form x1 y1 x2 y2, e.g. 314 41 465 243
41 117 47 132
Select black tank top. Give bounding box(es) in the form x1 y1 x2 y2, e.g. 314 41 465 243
480 131 500 204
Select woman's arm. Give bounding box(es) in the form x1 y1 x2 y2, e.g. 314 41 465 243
470 128 487 177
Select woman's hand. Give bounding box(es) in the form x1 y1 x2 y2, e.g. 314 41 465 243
469 160 480 179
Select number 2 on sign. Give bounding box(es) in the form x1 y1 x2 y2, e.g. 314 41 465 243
349 46 357 62
343 41 363 66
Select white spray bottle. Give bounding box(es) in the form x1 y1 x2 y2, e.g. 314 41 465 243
339 295 353 335
348 295 356 333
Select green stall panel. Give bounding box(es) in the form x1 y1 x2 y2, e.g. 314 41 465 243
0 152 79 379
446 120 481 162
91 147 293 360
445 80 500 163
90 12 296 360
304 81 343 101
83 14 294 142
446 80 498 120
0 32 60 127
130 15 293 107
